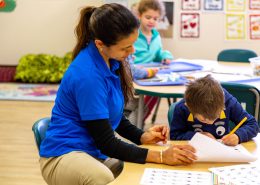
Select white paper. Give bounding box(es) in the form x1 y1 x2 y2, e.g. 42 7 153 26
213 64 253 77
140 168 212 185
174 58 255 82
189 133 257 162
209 164 260 185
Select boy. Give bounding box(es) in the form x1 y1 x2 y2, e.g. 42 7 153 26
170 75 259 146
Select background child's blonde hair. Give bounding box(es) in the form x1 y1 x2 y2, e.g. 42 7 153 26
138 0 165 16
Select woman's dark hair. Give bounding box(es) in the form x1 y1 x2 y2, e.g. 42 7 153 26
72 3 139 104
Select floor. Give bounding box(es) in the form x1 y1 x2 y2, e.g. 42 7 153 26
0 98 170 185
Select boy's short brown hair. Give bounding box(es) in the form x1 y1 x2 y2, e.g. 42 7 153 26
184 75 224 120
138 0 164 16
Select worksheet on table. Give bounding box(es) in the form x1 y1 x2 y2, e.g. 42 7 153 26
189 133 257 162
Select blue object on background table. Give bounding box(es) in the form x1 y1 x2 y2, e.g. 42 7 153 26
135 61 203 74
134 76 188 86
134 61 202 86
228 77 260 83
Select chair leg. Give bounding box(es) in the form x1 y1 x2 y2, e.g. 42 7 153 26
151 97 174 124
167 98 172 106
151 98 161 124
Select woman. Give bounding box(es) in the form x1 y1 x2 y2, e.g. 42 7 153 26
39 3 197 185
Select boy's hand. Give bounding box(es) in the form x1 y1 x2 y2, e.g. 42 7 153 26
161 59 172 65
221 134 239 146
140 124 169 144
201 132 216 139
163 144 197 165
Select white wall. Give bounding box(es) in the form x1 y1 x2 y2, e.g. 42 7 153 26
0 0 259 65
0 0 102 65
163 0 260 60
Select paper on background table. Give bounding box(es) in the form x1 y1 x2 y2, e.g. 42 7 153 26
213 65 253 76
174 58 255 82
189 133 257 162
140 168 212 185
180 71 252 82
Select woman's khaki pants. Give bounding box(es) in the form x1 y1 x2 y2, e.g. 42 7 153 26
39 151 123 185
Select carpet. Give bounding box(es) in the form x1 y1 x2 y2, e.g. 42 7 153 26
0 83 59 101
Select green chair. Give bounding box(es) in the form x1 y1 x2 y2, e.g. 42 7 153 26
221 82 260 127
217 49 257 63
168 102 178 125
32 117 51 151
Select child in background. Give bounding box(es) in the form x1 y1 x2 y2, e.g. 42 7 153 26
130 2 139 18
170 75 259 146
128 55 158 80
133 0 174 121
124 55 158 125
134 0 173 64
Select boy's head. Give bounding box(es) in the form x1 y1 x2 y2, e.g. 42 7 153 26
137 0 164 31
184 75 224 124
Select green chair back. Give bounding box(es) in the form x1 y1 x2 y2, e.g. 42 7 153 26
221 82 260 128
217 49 257 63
168 102 178 125
32 117 51 151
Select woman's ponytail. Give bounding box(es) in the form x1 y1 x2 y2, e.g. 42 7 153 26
72 6 96 60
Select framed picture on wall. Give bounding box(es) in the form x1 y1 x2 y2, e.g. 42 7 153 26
0 0 16 12
249 0 260 10
181 0 200 11
157 0 174 38
204 0 224 11
225 14 246 40
250 14 260 40
180 13 200 38
226 0 245 12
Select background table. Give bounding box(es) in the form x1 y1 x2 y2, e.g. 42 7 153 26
134 62 260 128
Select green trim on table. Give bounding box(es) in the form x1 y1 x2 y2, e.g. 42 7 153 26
135 89 184 98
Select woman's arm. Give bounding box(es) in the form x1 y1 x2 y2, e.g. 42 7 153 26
85 119 197 165
85 119 148 163
115 115 144 145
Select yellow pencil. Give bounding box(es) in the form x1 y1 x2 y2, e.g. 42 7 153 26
227 117 248 136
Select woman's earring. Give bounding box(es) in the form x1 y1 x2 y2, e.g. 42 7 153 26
100 48 103 52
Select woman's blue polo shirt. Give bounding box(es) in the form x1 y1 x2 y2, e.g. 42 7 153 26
40 41 124 160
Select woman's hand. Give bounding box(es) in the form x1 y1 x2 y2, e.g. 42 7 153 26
140 124 169 144
162 144 197 165
221 134 239 146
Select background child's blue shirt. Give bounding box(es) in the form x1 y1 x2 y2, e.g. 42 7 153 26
127 55 148 79
133 29 173 64
170 89 259 143
40 41 124 160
